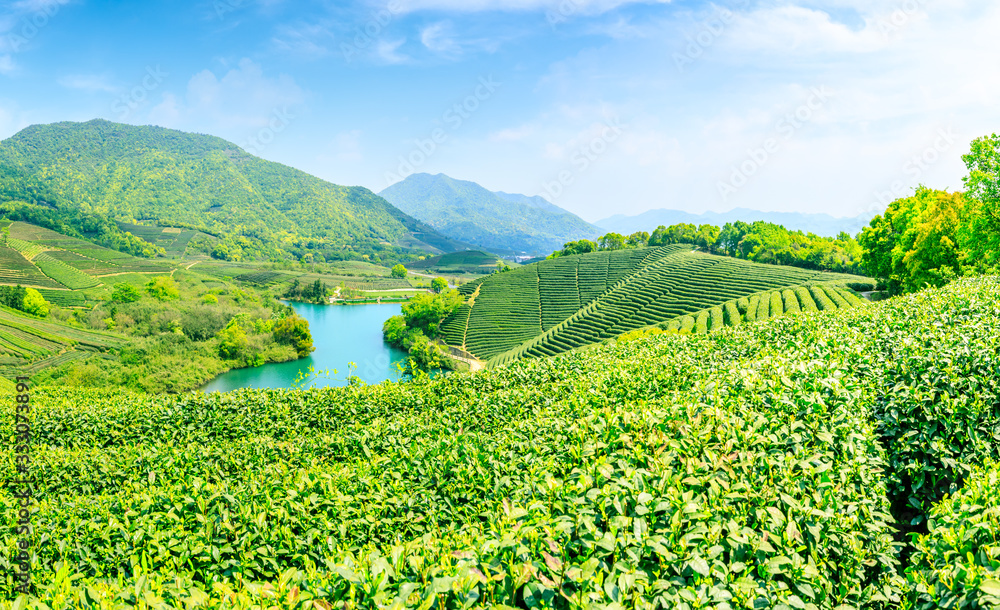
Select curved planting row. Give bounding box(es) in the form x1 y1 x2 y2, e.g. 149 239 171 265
6 279 1000 607
498 251 872 364
444 246 686 360
32 253 102 289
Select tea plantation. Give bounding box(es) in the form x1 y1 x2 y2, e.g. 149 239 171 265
3 277 1000 609
442 246 873 364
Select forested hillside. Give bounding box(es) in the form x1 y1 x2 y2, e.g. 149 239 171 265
0 120 466 264
441 245 872 362
4 278 999 608
380 173 599 255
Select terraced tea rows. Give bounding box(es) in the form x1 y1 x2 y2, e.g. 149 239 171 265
32 253 102 289
117 222 201 257
2 222 169 291
4 279 999 608
0 244 63 288
441 245 873 364
444 246 683 358
0 305 124 375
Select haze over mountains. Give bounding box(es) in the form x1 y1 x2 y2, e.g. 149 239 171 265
380 173 600 256
597 208 876 238
0 120 466 263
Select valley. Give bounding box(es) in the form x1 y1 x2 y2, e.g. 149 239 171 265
0 119 998 609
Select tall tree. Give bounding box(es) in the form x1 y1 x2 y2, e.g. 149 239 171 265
960 133 1000 266
859 187 964 294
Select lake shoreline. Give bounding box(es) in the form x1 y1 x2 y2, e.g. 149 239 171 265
199 301 409 393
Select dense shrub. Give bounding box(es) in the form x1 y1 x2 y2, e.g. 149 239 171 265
905 460 1000 609
4 278 1000 608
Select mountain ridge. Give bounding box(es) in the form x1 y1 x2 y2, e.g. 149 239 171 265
379 173 600 256
0 119 468 263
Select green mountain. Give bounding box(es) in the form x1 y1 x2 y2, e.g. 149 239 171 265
379 173 599 256
440 245 874 363
0 120 467 263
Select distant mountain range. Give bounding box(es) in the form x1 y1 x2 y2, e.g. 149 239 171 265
596 208 876 238
0 120 467 262
379 173 600 256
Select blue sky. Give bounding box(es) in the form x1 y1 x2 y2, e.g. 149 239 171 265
0 0 996 223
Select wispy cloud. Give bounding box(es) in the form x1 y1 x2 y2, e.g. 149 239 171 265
146 58 305 133
271 21 334 58
375 38 410 64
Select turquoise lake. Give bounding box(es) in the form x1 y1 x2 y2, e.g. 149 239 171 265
200 302 409 392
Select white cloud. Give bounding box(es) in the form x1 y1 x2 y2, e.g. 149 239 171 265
375 38 410 64
0 54 14 74
144 58 306 151
420 22 460 54
271 21 334 58
490 124 536 142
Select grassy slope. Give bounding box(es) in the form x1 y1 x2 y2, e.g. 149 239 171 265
2 278 999 608
404 249 502 274
441 245 874 362
0 304 125 376
0 120 467 258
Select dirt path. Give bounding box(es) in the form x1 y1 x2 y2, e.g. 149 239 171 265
446 350 485 372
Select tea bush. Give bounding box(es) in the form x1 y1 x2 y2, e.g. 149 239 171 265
3 278 1000 609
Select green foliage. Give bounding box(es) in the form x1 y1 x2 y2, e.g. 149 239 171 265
400 290 465 338
145 275 180 301
960 133 1000 266
905 460 1000 609
0 199 163 258
551 238 597 258
272 314 314 357
11 278 1000 606
0 120 457 264
446 245 872 365
865 289 1000 532
111 282 142 303
283 278 329 303
0 284 27 311
405 250 502 274
21 287 49 317
430 276 448 293
383 289 464 369
558 220 862 274
216 318 249 360
859 188 965 294
390 263 408 278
